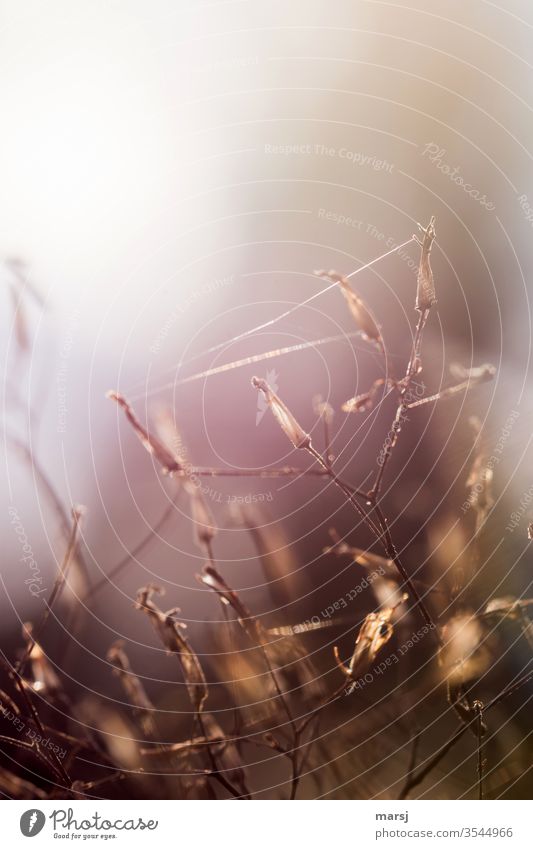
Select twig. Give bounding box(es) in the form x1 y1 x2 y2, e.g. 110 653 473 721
399 727 422 799
473 700 485 799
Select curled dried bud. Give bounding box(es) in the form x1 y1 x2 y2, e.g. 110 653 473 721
528 523 533 541
342 378 387 414
414 216 437 312
107 391 181 475
251 376 311 449
315 269 383 350
135 585 208 713
342 392 374 414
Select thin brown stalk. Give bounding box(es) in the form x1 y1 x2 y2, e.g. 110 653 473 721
473 700 485 799
399 727 422 799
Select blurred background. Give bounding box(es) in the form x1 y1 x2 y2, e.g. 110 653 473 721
1 0 533 799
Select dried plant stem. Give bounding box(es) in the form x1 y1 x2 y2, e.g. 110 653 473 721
399 727 422 799
178 466 340 478
259 645 301 798
196 713 250 799
306 445 382 538
372 503 439 636
0 654 71 788
474 700 485 799
406 379 485 409
401 672 533 798
306 443 439 635
370 308 429 500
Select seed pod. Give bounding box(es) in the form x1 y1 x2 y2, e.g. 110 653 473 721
251 376 311 450
135 585 208 713
315 269 383 350
198 564 264 645
414 216 437 312
107 391 181 475
333 598 405 679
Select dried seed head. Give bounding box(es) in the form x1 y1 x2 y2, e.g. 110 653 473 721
198 564 264 645
334 598 406 679
135 584 208 713
107 391 181 475
439 613 490 684
315 269 383 350
21 623 61 694
251 376 311 449
414 216 437 312
449 363 497 383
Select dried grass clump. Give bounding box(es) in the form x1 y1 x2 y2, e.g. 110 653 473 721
2 216 529 803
